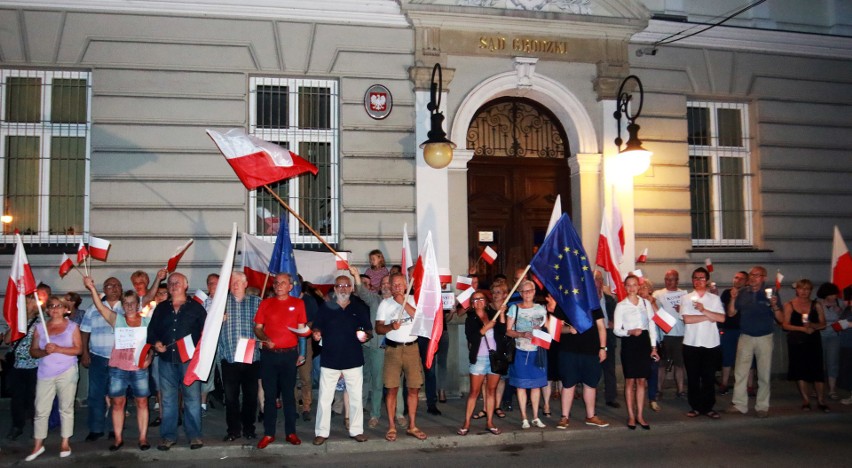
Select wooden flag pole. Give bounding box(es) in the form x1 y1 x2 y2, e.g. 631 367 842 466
263 185 341 258
259 271 271 298
492 264 531 323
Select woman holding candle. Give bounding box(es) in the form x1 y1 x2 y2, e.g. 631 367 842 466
782 279 829 412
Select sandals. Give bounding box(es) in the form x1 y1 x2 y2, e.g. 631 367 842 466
472 410 486 420
686 410 700 418
385 428 397 442
487 426 502 435
406 427 428 440
706 411 721 419
456 427 469 436
495 409 506 419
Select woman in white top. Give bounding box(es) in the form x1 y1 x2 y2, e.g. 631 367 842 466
681 267 725 419
613 275 659 430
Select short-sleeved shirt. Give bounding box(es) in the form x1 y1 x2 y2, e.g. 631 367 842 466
13 318 41 370
254 295 307 350
507 303 547 352
219 294 262 363
147 299 207 363
364 266 389 291
109 314 152 371
555 307 605 355
652 289 686 337
375 296 417 343
312 296 372 370
81 300 124 358
719 289 740 330
681 291 724 348
735 288 775 337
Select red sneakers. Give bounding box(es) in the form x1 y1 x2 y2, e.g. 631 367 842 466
256 435 275 449
285 434 301 446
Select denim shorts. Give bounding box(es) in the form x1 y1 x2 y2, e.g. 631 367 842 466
108 366 150 398
469 354 493 376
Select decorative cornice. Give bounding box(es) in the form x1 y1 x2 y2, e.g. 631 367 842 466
568 152 602 175
449 149 474 171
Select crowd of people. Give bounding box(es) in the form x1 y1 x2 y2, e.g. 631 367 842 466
2 250 852 461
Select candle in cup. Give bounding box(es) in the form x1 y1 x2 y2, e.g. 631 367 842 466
356 330 367 342
764 288 773 299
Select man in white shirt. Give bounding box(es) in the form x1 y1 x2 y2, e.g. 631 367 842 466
653 269 687 398
375 274 425 442
681 267 725 418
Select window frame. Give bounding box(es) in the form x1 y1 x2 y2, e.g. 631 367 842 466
0 69 92 245
687 100 753 248
247 76 339 246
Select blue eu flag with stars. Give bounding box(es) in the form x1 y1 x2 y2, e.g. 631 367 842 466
530 214 599 333
268 215 301 297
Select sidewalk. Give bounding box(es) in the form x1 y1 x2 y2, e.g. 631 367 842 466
1 379 850 463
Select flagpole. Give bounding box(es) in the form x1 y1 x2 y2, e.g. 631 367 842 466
259 271 271 298
492 264 531 322
263 185 341 257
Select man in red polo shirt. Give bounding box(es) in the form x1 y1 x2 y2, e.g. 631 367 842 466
254 273 307 449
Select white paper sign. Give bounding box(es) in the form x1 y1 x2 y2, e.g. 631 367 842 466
115 327 147 350
441 292 456 310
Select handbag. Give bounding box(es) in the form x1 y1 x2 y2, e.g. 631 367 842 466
484 330 509 375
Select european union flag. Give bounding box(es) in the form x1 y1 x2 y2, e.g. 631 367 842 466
530 214 599 333
268 215 301 297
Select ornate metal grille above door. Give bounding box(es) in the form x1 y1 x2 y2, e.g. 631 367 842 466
466 97 569 158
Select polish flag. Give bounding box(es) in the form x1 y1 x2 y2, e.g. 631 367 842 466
704 258 714 273
456 275 473 291
547 315 563 342
832 319 849 332
402 223 414 282
3 234 37 341
611 187 625 264
58 253 74 278
596 214 627 301
408 232 443 369
481 246 497 265
241 234 338 294
775 271 784 291
166 239 194 272
192 289 208 305
176 334 196 363
530 329 552 350
207 128 318 191
233 337 256 364
545 195 562 239
457 286 475 309
636 248 648 264
335 251 349 270
531 273 544 290
76 241 89 264
631 269 645 284
831 226 852 291
438 268 452 285
134 343 152 369
89 237 111 261
653 308 677 334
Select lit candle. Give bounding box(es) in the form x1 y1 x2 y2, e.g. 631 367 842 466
764 288 773 299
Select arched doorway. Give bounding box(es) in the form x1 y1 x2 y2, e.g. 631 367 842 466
467 97 571 285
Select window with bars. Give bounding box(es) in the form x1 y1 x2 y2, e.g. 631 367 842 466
687 101 752 247
0 70 91 245
249 77 339 246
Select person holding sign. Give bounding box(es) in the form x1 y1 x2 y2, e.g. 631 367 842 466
84 277 153 451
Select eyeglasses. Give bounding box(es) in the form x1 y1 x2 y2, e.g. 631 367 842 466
104 284 120 289
472 298 486 303
47 303 65 309
520 289 535 293
335 284 352 289
274 281 290 286
122 302 139 309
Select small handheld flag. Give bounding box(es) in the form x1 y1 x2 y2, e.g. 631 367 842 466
59 253 74 278
456 275 473 291
481 246 497 265
636 248 648 264
89 237 111 261
704 258 714 273
234 337 257 364
653 309 677 334
176 335 196 363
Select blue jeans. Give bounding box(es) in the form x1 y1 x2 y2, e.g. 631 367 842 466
87 354 112 434
417 336 437 406
260 349 298 437
158 360 202 442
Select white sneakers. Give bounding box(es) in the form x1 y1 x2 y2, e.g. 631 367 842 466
531 418 546 428
521 419 530 429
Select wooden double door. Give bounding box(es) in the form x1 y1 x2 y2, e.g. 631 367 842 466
467 157 571 285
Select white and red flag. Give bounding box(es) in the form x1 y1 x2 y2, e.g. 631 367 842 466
636 248 648 264
653 308 677 334
530 329 552 350
596 214 627 301
611 188 625 264
176 334 196 363
775 270 784 291
481 246 497 265
59 253 74 278
89 236 111 261
76 241 89 264
456 275 473 291
408 232 443 369
241 233 338 295
438 268 452 285
3 234 37 341
134 343 152 369
207 128 318 190
335 251 349 270
831 226 852 292
233 337 257 364
166 239 194 272
456 287 475 309
704 258 714 273
547 315 563 342
192 289 208 305
402 223 414 282
832 319 850 333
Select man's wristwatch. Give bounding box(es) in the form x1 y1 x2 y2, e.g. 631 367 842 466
600 346 607 351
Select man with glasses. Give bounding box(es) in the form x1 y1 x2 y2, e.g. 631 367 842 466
681 267 725 419
80 276 124 442
253 273 307 449
311 276 372 445
726 266 783 418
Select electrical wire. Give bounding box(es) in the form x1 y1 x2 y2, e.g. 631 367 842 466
653 0 769 48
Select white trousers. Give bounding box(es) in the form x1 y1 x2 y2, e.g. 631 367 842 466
315 366 363 438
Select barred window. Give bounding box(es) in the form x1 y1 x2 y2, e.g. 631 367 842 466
0 70 91 245
249 77 339 246
688 101 752 247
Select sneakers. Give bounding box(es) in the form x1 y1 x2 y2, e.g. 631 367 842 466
521 419 530 429
556 417 570 429
256 436 275 449
585 416 609 427
531 418 546 428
